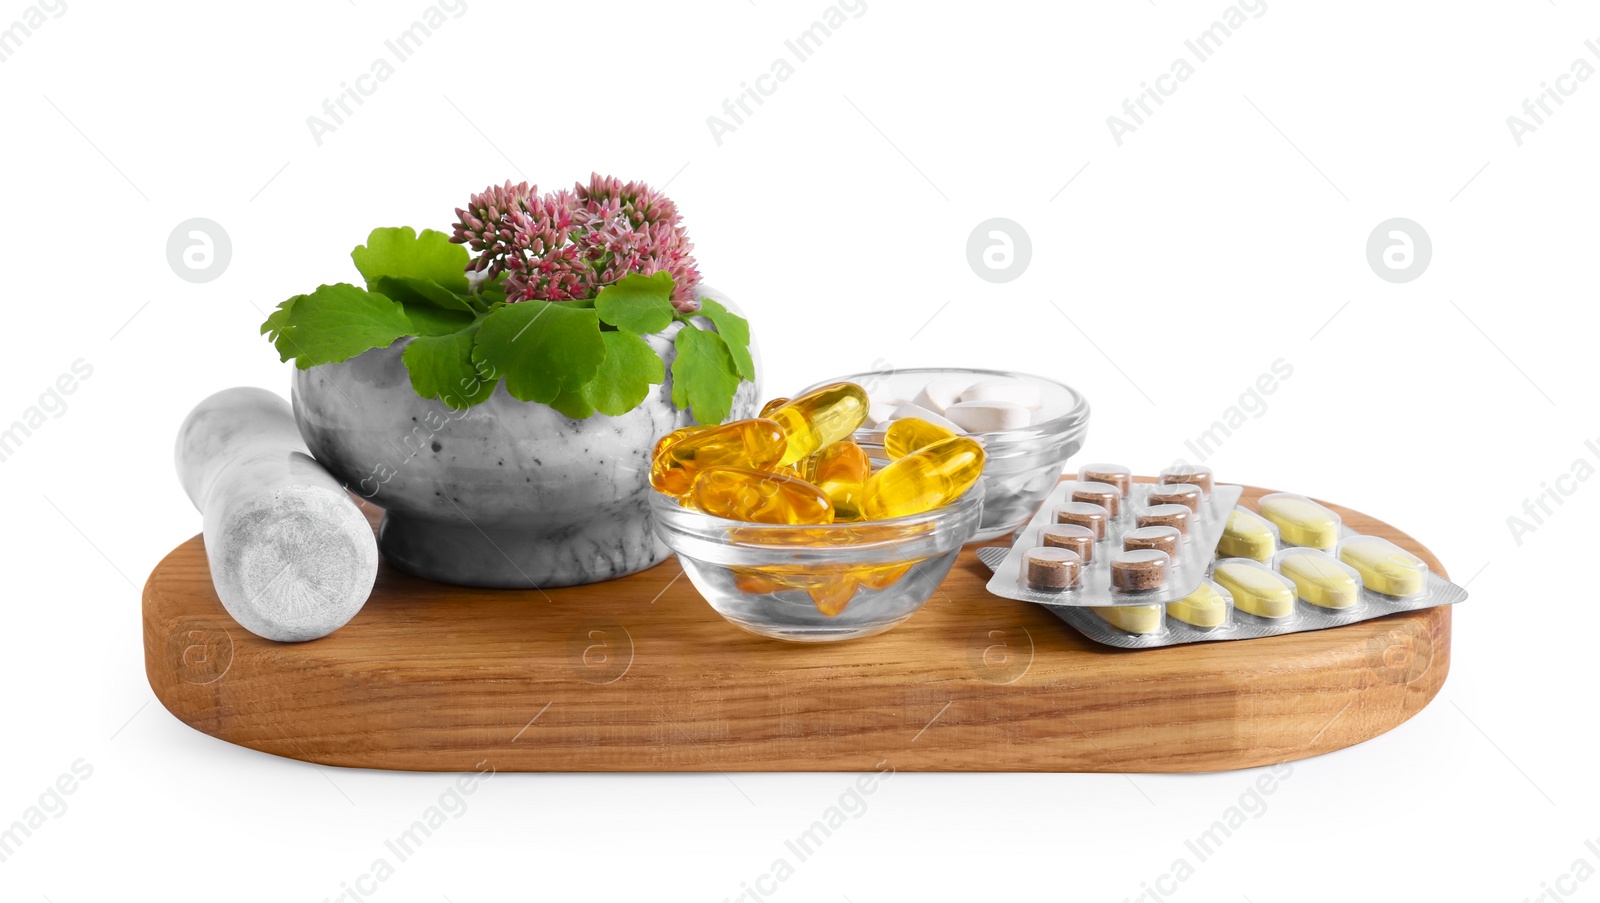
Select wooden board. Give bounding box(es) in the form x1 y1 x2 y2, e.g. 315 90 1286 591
143 481 1452 773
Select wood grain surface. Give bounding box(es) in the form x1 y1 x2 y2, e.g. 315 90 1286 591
143 480 1453 773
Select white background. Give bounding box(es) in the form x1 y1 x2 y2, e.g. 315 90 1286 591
1 0 1593 900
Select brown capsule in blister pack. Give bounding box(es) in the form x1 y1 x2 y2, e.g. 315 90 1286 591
1077 463 1132 499
1148 483 1204 514
1159 464 1214 496
1071 481 1122 518
1055 502 1110 540
1137 503 1192 536
1110 549 1169 592
1025 547 1082 591
1040 524 1096 563
1124 525 1181 558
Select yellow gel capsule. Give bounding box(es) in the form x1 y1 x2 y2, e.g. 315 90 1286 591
1093 604 1164 635
1167 581 1229 628
759 397 790 418
1218 508 1277 562
731 567 786 595
883 417 956 460
652 425 709 462
808 575 861 617
768 382 869 466
861 436 985 520
774 462 807 481
1257 493 1341 550
690 466 834 525
856 560 915 590
1277 550 1361 609
1338 536 1427 597
812 440 871 520
1213 561 1296 619
650 418 788 497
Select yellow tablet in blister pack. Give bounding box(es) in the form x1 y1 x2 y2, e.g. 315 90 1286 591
1212 560 1296 619
1167 581 1230 628
1093 604 1164 635
1275 549 1362 609
979 478 1467 650
1218 508 1277 562
1257 493 1341 550
1338 535 1428 597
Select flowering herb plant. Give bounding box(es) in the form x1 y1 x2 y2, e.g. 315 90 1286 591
261 175 753 423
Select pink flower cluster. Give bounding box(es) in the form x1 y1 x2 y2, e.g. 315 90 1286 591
452 174 701 312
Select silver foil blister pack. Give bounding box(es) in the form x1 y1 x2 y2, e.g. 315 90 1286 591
984 477 1243 607
978 485 1469 648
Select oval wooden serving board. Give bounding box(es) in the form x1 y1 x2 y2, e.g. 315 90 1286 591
143 480 1452 773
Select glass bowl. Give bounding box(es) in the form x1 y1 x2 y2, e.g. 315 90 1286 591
649 482 985 642
804 367 1090 543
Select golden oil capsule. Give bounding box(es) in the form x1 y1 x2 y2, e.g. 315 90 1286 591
1167 581 1229 628
1277 550 1361 609
650 418 787 498
1338 536 1427 597
1257 493 1341 550
1093 604 1164 635
861 436 985 520
759 397 790 417
1212 560 1295 619
856 561 914 590
808 575 860 616
652 425 709 462
731 567 786 595
774 462 807 481
789 452 820 483
690 466 834 525
767 382 869 466
812 440 871 520
1218 508 1276 562
884 417 956 460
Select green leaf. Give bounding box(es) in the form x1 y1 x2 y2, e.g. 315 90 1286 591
594 272 675 334
671 323 741 425
401 321 497 409
370 275 476 313
583 330 665 416
259 283 413 369
472 301 605 405
401 304 477 337
351 227 470 294
548 384 596 420
261 294 297 343
478 278 509 306
694 297 756 382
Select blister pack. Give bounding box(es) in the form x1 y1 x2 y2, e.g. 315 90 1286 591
978 486 1469 648
983 465 1243 607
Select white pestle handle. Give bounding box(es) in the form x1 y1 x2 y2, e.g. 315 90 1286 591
174 387 377 642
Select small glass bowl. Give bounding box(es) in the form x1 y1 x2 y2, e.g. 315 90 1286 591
805 367 1090 543
650 482 985 642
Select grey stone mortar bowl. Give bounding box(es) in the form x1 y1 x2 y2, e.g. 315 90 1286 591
290 290 759 589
